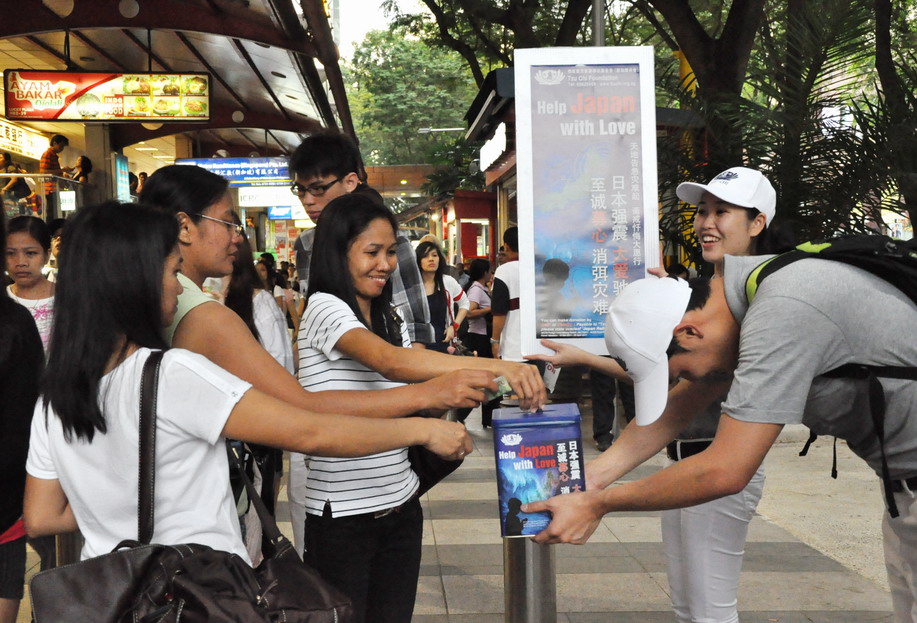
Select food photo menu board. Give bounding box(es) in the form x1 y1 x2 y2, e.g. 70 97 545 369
3 70 210 122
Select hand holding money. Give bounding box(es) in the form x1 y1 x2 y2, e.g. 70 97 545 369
482 376 514 402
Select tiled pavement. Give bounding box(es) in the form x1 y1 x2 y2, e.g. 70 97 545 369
19 407 895 622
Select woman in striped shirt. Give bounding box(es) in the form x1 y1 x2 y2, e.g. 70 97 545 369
298 194 521 622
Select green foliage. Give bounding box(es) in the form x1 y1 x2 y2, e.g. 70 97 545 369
346 28 478 166
369 0 917 254
658 0 917 268
421 138 484 197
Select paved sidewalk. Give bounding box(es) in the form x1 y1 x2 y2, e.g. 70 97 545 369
18 406 895 622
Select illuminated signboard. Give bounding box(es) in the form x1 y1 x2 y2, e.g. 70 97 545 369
3 70 210 122
176 157 289 186
112 154 131 202
0 118 47 160
59 190 77 212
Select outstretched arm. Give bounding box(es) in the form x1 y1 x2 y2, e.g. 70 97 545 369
173 302 493 416
335 325 546 410
585 377 727 489
24 477 78 537
525 339 629 381
222 387 473 460
523 416 782 544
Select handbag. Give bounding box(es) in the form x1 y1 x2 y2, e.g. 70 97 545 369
29 350 353 623
408 446 463 497
407 410 464 496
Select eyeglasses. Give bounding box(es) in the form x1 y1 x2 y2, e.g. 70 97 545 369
290 176 343 198
198 214 244 236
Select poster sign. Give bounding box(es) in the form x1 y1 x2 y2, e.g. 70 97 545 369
0 118 47 160
112 154 131 202
4 70 210 122
59 190 77 212
515 47 659 356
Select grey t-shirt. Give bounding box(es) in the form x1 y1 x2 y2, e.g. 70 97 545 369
721 254 917 479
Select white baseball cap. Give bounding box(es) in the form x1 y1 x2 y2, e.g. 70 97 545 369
676 167 776 226
604 278 692 426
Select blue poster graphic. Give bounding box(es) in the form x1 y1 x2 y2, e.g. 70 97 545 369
528 64 646 339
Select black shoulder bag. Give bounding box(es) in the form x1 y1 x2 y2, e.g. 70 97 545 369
30 350 353 623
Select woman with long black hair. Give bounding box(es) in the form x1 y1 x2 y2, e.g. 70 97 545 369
415 240 468 352
136 165 526 431
22 201 472 564
299 195 541 622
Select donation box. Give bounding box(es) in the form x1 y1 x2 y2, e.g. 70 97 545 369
492 403 585 537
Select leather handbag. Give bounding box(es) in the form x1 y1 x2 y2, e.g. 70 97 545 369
407 409 466 497
408 445 463 497
29 350 353 623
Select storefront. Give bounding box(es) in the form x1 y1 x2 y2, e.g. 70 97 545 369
176 156 309 260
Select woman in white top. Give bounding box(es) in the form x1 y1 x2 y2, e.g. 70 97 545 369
224 229 295 560
416 240 469 353
23 201 472 564
5 216 55 352
528 167 792 623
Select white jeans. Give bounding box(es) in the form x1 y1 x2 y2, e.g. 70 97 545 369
883 486 917 622
287 452 309 558
661 463 765 623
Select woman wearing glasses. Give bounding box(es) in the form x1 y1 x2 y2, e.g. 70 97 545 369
137 164 502 462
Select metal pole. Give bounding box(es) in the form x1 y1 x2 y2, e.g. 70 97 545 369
593 0 605 46
503 538 556 623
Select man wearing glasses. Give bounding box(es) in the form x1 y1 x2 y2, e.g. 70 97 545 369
287 130 436 556
288 130 434 346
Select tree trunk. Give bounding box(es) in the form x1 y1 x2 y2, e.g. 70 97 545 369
648 0 768 169
874 0 917 227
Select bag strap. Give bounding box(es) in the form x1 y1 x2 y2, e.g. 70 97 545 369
138 350 165 545
226 445 293 559
744 249 811 305
822 363 917 518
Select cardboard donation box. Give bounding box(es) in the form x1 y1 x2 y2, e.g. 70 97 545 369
492 403 585 537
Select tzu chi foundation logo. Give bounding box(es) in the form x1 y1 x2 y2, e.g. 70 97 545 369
500 433 524 446
714 171 740 182
534 69 565 85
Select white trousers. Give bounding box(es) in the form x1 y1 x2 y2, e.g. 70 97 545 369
661 463 765 623
883 486 917 622
287 452 309 558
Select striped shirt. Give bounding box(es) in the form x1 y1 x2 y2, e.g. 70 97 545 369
296 292 419 518
39 147 61 195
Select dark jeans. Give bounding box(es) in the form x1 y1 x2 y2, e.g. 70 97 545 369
590 365 635 442
304 498 423 623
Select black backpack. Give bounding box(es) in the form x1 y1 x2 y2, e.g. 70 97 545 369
745 234 917 517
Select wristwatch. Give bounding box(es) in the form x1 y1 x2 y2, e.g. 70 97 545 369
490 338 500 344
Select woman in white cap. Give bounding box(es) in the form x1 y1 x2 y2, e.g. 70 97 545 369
530 166 790 623
656 166 788 623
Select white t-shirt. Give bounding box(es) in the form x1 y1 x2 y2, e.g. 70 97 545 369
26 348 253 562
492 260 522 361
253 289 294 373
7 286 54 353
296 293 418 518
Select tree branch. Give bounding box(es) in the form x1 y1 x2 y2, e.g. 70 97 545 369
421 0 486 85
555 0 592 46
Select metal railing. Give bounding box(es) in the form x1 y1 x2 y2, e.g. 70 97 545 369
1 173 91 220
